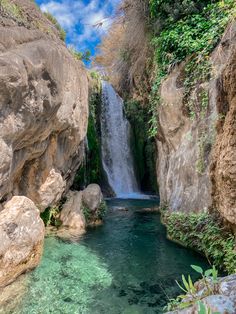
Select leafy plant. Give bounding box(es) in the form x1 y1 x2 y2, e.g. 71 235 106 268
40 206 61 227
69 47 91 62
44 11 66 41
162 211 236 274
149 0 235 135
167 264 220 311
176 274 196 295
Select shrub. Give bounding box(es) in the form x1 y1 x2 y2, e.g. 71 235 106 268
69 47 91 62
149 0 235 136
162 210 236 274
44 11 66 41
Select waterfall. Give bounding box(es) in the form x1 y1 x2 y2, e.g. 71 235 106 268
101 81 139 197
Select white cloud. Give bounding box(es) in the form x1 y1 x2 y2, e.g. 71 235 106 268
40 0 120 52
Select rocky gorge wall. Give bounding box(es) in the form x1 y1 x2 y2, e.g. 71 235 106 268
157 22 236 225
0 0 88 210
0 0 88 287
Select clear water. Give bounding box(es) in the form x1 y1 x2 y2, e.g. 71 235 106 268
15 199 208 314
101 81 139 196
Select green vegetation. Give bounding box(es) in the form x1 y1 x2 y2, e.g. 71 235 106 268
40 198 66 227
195 131 214 174
82 199 107 224
166 264 220 311
162 210 236 274
69 47 91 62
125 99 157 192
197 301 220 314
149 0 236 136
73 72 103 190
0 0 23 20
40 206 60 227
44 11 66 41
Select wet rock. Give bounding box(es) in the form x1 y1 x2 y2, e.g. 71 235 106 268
118 289 127 297
0 196 45 288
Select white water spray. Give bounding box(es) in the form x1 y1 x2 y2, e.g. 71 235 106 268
101 81 139 197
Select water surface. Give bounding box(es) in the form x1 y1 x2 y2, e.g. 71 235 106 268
17 199 208 314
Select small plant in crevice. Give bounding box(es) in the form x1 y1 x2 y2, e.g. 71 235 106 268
40 197 66 227
0 0 24 21
43 11 66 41
97 199 107 220
68 46 91 63
165 264 220 311
40 206 61 227
183 56 211 119
82 200 107 225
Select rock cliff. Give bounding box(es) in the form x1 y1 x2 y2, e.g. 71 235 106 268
157 23 236 224
0 0 88 210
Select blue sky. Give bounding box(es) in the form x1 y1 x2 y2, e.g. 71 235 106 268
35 0 120 60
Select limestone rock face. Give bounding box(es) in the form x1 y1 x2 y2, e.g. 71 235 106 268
0 0 88 210
156 23 236 216
0 196 45 288
82 184 102 212
210 28 236 225
59 190 86 236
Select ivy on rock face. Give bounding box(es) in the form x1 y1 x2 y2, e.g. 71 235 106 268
149 0 235 136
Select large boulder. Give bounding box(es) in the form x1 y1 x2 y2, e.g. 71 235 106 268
59 191 86 236
82 184 103 212
0 196 45 288
59 185 105 236
0 0 88 211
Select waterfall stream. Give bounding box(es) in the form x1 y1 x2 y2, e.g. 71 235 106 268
101 81 139 197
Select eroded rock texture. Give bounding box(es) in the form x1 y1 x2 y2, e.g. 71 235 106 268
0 196 45 288
157 23 236 217
59 184 104 237
210 27 236 226
0 0 88 211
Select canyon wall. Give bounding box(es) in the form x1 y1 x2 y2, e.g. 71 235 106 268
0 0 88 210
0 0 88 286
157 23 236 222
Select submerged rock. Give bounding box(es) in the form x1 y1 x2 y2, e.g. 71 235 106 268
0 196 45 288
